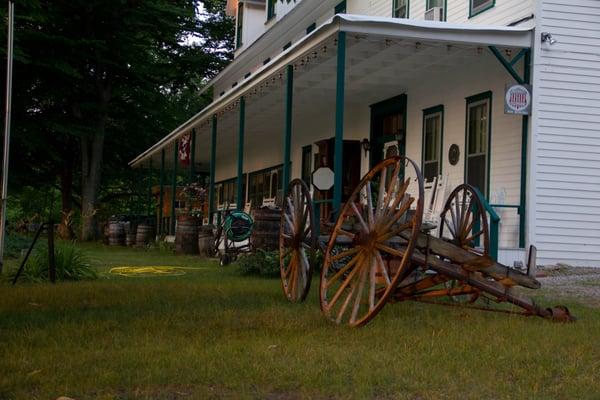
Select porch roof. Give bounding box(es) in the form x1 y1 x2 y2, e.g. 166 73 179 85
130 15 533 169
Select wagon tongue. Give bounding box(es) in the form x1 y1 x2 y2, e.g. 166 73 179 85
546 306 576 322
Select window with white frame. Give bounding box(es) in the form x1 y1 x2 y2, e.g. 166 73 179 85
470 0 494 17
393 0 409 18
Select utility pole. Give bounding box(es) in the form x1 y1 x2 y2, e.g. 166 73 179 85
0 1 15 273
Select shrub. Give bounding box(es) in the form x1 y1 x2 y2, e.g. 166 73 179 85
4 234 33 258
13 243 97 283
236 249 280 278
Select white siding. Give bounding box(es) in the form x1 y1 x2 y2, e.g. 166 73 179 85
532 0 600 266
348 0 534 25
445 0 534 25
348 0 392 17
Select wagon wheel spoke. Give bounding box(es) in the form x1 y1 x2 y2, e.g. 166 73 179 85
465 229 485 244
376 166 387 218
374 250 391 287
350 203 369 233
350 266 369 324
365 182 375 228
336 227 355 239
330 247 360 262
321 157 424 327
325 250 363 289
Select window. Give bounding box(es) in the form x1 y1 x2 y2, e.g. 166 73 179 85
248 166 283 207
217 178 238 206
236 2 244 49
301 145 312 185
469 0 494 17
426 0 444 9
426 0 446 21
422 106 443 182
334 0 346 14
306 23 316 35
267 0 275 21
465 92 492 196
393 0 409 18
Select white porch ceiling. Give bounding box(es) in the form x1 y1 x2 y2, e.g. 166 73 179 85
132 15 532 169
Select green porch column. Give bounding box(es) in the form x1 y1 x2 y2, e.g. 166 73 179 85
209 116 217 222
519 50 531 248
146 159 153 218
189 128 196 183
333 31 346 216
237 97 246 210
158 149 165 235
283 65 294 194
171 142 178 235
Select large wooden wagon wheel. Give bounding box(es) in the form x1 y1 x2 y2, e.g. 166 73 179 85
438 183 490 301
279 179 317 302
320 156 424 327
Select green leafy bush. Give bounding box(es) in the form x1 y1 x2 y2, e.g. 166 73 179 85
13 243 97 282
236 249 280 278
4 234 33 258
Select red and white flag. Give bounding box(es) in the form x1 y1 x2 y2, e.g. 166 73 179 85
179 133 191 166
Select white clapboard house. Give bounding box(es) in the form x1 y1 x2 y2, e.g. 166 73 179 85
131 0 600 267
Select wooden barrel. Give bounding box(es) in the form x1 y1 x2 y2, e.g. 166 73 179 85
198 225 214 257
136 223 154 247
125 231 137 247
251 208 281 251
108 222 126 246
175 215 200 255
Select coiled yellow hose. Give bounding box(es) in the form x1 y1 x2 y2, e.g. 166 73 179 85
108 266 207 277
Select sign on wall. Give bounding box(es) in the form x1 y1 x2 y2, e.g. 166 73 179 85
312 167 334 191
505 83 532 115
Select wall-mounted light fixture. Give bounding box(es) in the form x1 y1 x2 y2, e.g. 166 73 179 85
361 138 370 157
541 32 557 45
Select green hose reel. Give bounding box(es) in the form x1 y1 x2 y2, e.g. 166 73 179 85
223 211 254 242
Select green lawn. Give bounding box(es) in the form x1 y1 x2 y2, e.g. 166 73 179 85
1 243 599 399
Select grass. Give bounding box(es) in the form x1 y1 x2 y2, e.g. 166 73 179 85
1 243 599 399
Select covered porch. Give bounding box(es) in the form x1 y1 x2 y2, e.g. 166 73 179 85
130 15 533 264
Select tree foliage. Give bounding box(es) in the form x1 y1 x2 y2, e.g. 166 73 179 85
0 0 233 239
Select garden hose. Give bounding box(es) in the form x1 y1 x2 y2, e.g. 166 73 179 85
224 211 254 242
108 266 207 277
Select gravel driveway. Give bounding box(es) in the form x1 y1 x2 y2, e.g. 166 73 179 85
537 266 600 308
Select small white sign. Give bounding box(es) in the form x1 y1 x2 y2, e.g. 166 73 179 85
505 84 532 115
312 167 335 191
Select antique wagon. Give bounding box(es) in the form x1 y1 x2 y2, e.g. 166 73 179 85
279 156 574 327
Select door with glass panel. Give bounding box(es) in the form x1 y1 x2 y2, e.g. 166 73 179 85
422 106 443 182
465 93 491 196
